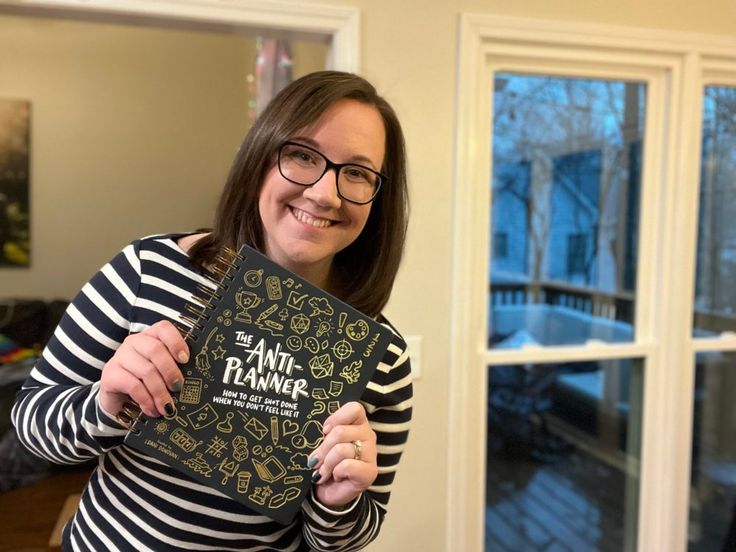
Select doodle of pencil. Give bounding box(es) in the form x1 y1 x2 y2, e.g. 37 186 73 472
270 416 279 446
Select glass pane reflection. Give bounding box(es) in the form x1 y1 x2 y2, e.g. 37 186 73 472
689 351 736 551
694 86 736 337
490 74 646 347
486 359 642 551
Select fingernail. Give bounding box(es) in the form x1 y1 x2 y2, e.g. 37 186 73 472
307 455 319 469
178 351 189 363
322 424 332 435
164 402 175 417
171 379 183 393
311 471 322 483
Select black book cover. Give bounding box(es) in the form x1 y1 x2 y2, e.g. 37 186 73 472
123 244 393 524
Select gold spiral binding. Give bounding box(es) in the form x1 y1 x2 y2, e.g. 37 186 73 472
120 247 241 435
184 303 208 320
116 401 145 431
180 314 204 331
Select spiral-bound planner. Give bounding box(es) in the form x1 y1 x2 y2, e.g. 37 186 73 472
120 244 393 524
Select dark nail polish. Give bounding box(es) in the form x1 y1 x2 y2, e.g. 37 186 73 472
307 456 319 469
311 471 322 483
171 379 183 393
164 402 175 417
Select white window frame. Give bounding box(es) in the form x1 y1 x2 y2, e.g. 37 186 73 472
0 0 359 72
450 13 736 552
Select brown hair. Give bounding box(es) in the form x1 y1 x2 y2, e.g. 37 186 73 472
189 71 409 318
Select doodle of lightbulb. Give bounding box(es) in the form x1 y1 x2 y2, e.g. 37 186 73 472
316 319 332 337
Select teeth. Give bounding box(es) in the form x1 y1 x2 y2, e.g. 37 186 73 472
292 208 333 228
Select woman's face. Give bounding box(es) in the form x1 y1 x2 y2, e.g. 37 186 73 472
258 99 386 285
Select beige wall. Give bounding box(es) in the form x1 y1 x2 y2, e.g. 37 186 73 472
2 1 736 551
0 15 327 299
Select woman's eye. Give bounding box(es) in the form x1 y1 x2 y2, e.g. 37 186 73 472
344 167 371 182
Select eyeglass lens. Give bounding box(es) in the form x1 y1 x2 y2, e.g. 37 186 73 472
279 143 380 204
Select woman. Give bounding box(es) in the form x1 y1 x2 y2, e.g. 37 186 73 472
12 71 412 551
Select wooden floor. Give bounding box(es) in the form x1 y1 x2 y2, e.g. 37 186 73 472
0 466 92 552
486 447 629 552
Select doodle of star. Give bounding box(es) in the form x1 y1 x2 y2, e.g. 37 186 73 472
216 333 226 343
212 346 227 360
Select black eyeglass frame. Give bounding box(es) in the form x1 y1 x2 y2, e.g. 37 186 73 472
277 141 386 205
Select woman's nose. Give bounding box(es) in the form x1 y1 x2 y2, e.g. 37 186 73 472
302 168 342 208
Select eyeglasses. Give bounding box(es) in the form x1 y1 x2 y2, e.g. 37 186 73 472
278 141 385 205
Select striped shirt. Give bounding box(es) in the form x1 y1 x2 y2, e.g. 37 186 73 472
11 234 413 551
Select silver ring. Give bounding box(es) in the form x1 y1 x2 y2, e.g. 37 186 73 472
352 440 363 461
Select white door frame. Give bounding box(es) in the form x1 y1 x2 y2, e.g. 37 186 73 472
0 0 359 72
449 13 736 552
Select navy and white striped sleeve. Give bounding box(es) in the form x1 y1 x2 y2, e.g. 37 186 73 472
11 241 143 464
300 331 413 551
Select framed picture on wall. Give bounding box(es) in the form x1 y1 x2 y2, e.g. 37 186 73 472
0 99 30 267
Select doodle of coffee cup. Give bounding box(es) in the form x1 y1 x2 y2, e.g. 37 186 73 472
291 420 324 449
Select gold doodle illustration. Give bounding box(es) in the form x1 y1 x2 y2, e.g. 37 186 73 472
154 420 169 434
340 360 363 385
180 378 203 404
329 380 343 397
268 487 300 509
282 420 299 437
289 453 311 470
276 444 293 454
182 453 213 477
237 411 268 440
277 308 289 321
327 401 340 414
316 319 332 337
290 313 310 334
291 420 324 450
337 312 347 334
331 339 353 361
285 335 302 352
282 277 295 288
311 388 329 400
236 471 252 494
304 337 320 354
205 436 228 458
232 435 249 461
253 445 263 456
170 427 201 453
194 326 218 380
235 291 263 323
308 401 326 419
187 403 220 430
253 456 287 483
270 416 279 446
249 486 273 506
218 457 240 485
244 269 264 287
265 275 283 300
216 412 235 433
287 290 309 310
345 319 369 341
321 339 330 351
308 297 334 317
283 475 303 485
309 354 333 379
212 345 226 360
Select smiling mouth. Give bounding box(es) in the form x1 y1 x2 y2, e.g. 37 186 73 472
291 206 335 228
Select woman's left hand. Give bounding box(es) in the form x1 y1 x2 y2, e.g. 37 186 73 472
309 401 377 508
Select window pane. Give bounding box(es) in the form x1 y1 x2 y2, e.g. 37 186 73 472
486 359 643 551
693 86 736 337
689 351 736 550
490 74 646 347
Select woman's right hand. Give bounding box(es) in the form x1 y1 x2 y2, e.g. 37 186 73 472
99 320 189 418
